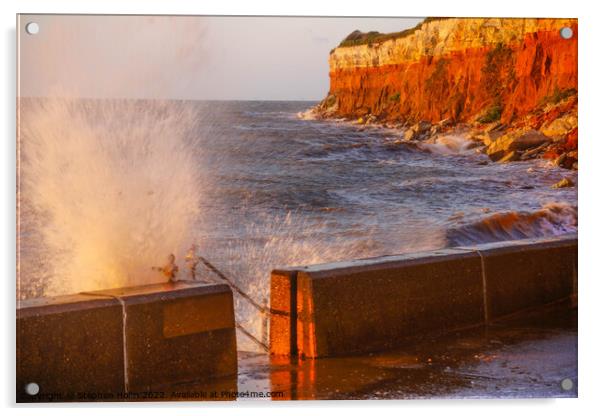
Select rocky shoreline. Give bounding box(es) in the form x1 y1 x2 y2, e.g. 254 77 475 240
308 86 577 175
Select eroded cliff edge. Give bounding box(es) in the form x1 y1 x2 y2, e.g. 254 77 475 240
311 18 578 171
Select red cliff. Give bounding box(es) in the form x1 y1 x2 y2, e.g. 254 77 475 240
317 18 577 125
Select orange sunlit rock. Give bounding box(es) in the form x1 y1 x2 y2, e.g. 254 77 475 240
322 18 577 125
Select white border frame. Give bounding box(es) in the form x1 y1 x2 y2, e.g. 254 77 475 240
3 1 601 414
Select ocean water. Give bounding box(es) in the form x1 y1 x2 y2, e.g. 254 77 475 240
194 100 577 250
18 99 577 350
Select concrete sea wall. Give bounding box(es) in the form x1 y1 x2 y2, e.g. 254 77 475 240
270 235 577 359
17 281 237 402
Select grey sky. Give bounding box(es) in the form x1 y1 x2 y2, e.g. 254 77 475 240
19 15 423 100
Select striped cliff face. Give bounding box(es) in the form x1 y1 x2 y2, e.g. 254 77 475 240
322 18 577 124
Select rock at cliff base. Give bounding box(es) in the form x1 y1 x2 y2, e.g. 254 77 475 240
499 151 521 163
540 113 578 139
487 129 550 161
565 128 578 150
478 129 505 147
521 142 550 160
554 153 566 167
404 121 432 141
554 151 578 170
552 177 575 189
430 119 455 135
483 122 505 133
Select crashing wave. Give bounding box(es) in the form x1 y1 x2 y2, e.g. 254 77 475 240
419 134 479 156
297 108 319 120
446 202 577 246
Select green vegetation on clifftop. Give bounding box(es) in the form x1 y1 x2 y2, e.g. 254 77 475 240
336 17 449 49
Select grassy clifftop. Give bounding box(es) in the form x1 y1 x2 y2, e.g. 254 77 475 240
337 17 448 49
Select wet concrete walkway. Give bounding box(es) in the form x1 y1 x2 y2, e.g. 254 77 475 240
237 303 577 400
100 302 576 402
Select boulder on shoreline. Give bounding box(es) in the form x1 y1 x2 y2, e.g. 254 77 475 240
498 151 520 163
403 121 432 141
486 130 550 162
552 177 575 189
540 113 578 139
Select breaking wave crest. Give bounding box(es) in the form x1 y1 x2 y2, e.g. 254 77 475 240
419 134 477 155
297 108 319 120
446 203 577 246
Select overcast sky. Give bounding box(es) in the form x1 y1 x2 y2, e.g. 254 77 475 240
19 15 423 100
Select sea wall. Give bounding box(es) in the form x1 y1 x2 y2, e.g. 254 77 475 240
17 281 237 402
269 235 577 359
